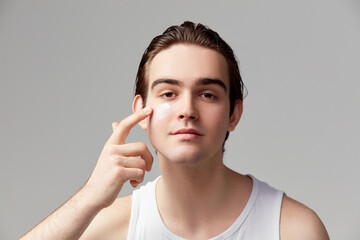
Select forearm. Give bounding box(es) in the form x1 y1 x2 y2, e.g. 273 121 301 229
20 108 153 239
20 187 101 240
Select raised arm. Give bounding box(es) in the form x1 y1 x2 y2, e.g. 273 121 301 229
19 106 153 239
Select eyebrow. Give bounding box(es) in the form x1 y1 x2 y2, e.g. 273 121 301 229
151 79 183 90
151 78 227 92
196 78 227 92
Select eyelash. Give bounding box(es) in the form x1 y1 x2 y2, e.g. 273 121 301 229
159 91 217 100
200 92 216 99
160 91 176 99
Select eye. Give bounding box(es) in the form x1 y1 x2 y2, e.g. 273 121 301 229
161 91 176 99
200 92 216 99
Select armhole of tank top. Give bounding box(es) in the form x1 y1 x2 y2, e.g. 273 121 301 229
276 190 284 240
127 190 139 240
247 175 284 240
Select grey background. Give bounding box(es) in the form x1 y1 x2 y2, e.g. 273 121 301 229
1 0 359 239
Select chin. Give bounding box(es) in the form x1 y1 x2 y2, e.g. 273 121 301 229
156 147 209 165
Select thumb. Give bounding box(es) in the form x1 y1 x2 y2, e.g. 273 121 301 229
112 122 119 132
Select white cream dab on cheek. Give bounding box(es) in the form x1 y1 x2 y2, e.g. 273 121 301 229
160 103 171 110
152 103 171 123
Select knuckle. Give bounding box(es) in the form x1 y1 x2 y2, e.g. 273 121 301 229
138 142 147 151
135 169 145 179
108 145 117 155
114 156 124 166
116 166 126 177
139 159 147 170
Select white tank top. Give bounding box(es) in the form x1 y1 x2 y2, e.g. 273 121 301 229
127 175 284 240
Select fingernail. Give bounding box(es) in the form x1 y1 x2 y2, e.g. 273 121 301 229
143 106 152 113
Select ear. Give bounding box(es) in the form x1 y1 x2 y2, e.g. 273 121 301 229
133 95 149 130
227 100 243 132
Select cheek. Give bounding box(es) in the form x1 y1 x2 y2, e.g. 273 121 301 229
206 105 230 131
147 103 173 148
149 103 173 127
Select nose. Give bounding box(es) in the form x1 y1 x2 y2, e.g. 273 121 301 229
177 94 199 121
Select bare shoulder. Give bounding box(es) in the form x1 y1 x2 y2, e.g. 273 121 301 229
280 195 329 240
80 195 132 240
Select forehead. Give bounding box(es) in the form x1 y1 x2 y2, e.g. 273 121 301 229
148 44 229 88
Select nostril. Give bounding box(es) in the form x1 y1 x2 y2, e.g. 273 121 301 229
179 114 197 120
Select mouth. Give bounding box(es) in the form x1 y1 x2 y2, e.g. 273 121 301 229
171 128 203 140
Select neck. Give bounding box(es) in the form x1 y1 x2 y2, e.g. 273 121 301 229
156 150 240 224
159 154 228 199
154 150 252 239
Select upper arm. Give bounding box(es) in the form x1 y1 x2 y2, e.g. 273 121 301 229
280 195 329 240
80 195 132 240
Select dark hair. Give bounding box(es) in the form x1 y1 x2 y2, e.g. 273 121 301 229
135 21 246 144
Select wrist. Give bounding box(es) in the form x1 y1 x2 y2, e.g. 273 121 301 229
74 185 105 216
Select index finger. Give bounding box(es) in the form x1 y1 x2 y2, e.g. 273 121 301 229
106 106 152 145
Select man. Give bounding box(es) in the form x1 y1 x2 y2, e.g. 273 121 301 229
21 21 329 239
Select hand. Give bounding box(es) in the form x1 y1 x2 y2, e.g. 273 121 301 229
83 106 153 210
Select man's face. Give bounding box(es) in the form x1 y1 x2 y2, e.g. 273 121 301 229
139 44 237 164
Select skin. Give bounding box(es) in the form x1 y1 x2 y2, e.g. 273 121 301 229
20 107 154 239
20 44 329 240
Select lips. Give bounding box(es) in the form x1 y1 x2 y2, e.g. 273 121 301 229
173 128 202 135
171 128 203 140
